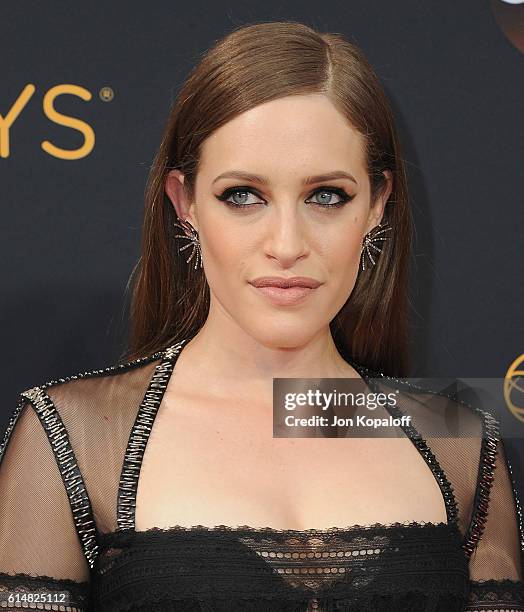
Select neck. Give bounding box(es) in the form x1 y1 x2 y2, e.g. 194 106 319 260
179 302 358 386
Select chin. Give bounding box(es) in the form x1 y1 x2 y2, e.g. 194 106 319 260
246 321 321 350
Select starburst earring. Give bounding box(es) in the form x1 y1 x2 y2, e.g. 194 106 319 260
360 221 392 271
173 218 203 270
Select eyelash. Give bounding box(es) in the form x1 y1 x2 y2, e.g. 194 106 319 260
216 186 354 209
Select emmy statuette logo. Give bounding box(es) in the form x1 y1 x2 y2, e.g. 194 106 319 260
504 354 524 423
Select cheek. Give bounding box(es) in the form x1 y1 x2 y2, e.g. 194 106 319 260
199 217 251 282
202 231 229 262
199 208 232 256
323 219 364 273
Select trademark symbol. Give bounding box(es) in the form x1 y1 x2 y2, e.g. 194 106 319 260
99 87 114 102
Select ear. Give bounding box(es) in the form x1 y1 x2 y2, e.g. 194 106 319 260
165 169 198 231
365 170 393 233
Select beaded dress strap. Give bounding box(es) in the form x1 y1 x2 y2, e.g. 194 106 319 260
116 340 188 531
13 386 100 570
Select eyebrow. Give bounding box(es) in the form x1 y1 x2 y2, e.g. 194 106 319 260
212 170 358 186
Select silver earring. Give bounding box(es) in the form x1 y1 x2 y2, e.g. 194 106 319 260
360 221 392 271
173 218 203 270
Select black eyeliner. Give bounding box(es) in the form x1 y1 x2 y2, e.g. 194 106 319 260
216 185 354 208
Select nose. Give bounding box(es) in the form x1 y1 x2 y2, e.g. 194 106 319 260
263 204 309 267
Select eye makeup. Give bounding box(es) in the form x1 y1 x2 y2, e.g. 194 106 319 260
215 185 355 209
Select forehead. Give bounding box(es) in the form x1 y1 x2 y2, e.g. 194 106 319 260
198 94 366 180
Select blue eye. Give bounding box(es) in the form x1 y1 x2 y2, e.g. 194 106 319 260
305 188 352 208
216 186 353 209
217 188 263 208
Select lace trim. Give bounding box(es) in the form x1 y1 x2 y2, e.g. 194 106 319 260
0 571 88 611
112 518 453 537
99 520 465 566
467 578 524 611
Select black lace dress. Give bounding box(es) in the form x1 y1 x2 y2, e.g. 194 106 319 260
1 338 523 611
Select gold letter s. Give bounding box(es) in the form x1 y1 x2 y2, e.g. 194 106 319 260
42 84 95 160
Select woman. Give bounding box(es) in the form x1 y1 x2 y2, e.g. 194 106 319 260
0 20 522 612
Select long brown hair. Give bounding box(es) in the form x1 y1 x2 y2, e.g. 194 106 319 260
121 20 413 377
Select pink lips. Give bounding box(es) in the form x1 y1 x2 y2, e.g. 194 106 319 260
249 276 322 305
250 276 322 289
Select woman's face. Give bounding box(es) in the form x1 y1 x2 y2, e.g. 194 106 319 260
166 93 392 348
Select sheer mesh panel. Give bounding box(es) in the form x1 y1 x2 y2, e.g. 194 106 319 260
0 401 90 610
45 359 159 534
427 433 482 538
468 438 522 580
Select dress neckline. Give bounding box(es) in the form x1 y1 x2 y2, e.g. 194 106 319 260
115 338 460 538
97 518 464 557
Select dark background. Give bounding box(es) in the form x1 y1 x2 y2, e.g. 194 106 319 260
1 1 523 490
